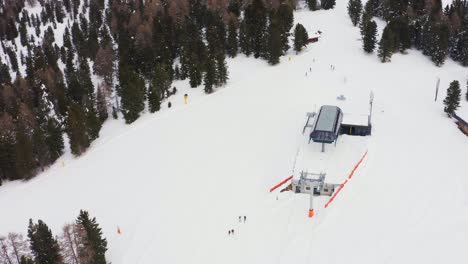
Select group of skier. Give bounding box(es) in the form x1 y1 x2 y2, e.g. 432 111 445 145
228 216 247 236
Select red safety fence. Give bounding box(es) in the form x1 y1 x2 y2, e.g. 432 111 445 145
269 175 293 192
324 150 368 208
347 150 368 180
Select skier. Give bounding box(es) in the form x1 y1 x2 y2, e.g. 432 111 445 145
168 101 172 108
231 229 234 235
228 230 231 235
244 216 246 222
184 94 188 104
239 216 241 222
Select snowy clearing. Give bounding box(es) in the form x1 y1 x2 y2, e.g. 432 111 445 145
1 1 468 264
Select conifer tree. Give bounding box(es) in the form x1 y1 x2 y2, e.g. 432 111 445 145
322 0 336 10
45 118 64 163
348 0 363 26
378 25 395 62
188 53 203 88
76 210 107 264
277 3 294 53
431 24 450 66
239 20 251 56
227 19 239 58
204 56 216 94
267 21 282 65
118 65 145 124
215 54 229 87
443 80 461 116
14 126 34 179
66 102 90 156
466 80 468 102
294 23 309 53
244 0 268 58
0 59 11 85
28 219 63 264
19 18 28 47
307 0 318 11
148 63 170 113
362 20 377 53
86 107 101 141
32 126 49 172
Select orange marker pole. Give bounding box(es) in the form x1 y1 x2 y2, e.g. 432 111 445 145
309 189 314 218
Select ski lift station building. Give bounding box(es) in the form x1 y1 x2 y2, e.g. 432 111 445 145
309 105 343 143
308 105 372 144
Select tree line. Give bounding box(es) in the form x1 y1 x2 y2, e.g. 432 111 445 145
347 0 468 66
0 210 108 264
0 0 309 184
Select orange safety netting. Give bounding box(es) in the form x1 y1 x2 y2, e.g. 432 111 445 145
269 175 293 192
324 150 368 208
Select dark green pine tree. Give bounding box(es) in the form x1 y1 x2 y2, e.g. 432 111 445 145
188 53 203 88
28 219 63 264
378 25 395 62
14 126 35 180
76 210 108 264
148 63 170 113
45 118 64 163
215 53 229 87
267 20 283 65
78 58 95 105
32 126 49 172
294 23 309 53
0 122 16 182
431 24 449 66
204 56 216 94
306 0 318 11
362 20 377 53
466 80 468 102
245 0 268 58
86 106 101 141
119 65 146 124
0 59 12 85
239 20 252 56
322 0 336 10
443 80 461 116
277 3 294 53
226 19 239 58
66 103 91 156
460 28 468 66
19 18 28 47
348 0 363 26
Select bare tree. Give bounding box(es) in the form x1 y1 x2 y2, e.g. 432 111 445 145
58 223 94 264
0 233 30 264
59 224 80 264
0 236 14 264
7 233 30 264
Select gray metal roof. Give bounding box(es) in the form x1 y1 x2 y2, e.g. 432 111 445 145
315 105 340 132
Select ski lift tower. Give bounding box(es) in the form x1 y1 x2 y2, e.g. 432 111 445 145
291 172 332 218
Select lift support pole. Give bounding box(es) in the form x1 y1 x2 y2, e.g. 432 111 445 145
309 190 315 218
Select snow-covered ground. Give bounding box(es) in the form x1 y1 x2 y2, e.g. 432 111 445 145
1 1 468 264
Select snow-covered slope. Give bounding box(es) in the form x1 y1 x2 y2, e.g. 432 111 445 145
1 1 468 264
